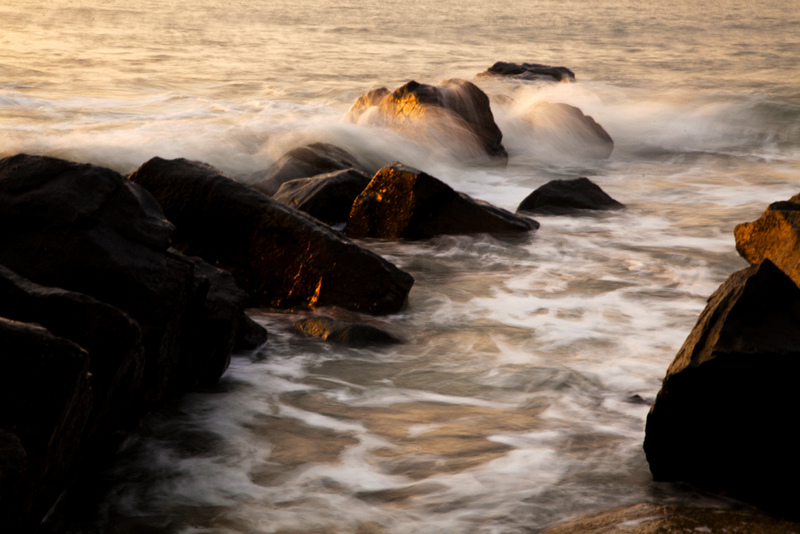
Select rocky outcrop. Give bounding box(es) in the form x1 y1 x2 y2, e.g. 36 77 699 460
249 143 371 196
541 503 800 534
734 196 800 286
346 80 508 161
522 102 614 159
345 162 538 240
517 177 624 214
478 61 576 83
294 316 401 346
644 259 800 519
272 168 372 225
129 157 414 314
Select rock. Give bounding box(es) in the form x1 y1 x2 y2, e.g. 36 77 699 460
0 265 144 446
251 143 371 196
517 177 624 214
734 196 800 286
345 162 538 240
129 157 414 314
346 79 508 161
294 316 401 346
541 503 800 534
235 313 269 351
272 168 372 225
644 259 800 519
478 61 576 83
0 317 92 532
522 102 614 159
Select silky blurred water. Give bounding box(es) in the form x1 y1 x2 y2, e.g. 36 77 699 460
2 0 800 532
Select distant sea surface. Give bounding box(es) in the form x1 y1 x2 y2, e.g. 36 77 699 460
2 0 800 532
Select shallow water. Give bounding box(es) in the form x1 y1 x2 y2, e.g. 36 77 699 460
3 0 800 532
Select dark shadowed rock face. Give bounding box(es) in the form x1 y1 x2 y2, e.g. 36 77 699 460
541 503 800 534
346 80 508 161
294 316 401 346
345 163 538 240
272 168 372 225
522 102 614 159
479 61 576 83
734 196 800 286
0 317 92 532
644 260 800 519
251 143 371 196
517 177 625 214
130 157 414 314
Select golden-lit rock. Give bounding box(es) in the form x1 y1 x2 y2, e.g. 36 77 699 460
735 197 800 286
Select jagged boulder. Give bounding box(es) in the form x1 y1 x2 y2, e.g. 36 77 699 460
249 142 371 196
129 157 414 314
644 259 800 519
734 196 800 286
345 162 538 240
294 316 401 346
346 79 507 160
522 102 614 159
272 168 372 225
517 177 624 214
478 61 576 83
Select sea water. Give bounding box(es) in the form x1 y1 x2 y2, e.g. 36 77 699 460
2 0 800 532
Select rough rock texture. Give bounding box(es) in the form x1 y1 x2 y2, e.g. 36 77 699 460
541 503 800 534
479 61 576 83
734 196 800 286
0 317 92 533
517 177 624 214
345 162 538 240
272 168 372 225
294 316 401 346
251 143 371 196
129 157 414 314
644 259 800 519
523 102 614 159
346 79 508 160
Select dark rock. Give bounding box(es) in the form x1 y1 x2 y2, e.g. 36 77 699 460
129 157 414 314
522 102 614 159
345 162 538 240
644 259 800 519
0 317 92 532
252 143 371 196
541 503 800 534
294 316 401 346
235 313 269 351
479 61 576 83
0 265 144 445
734 196 800 286
272 168 372 225
517 177 624 214
346 79 508 161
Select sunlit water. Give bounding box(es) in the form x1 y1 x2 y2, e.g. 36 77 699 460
3 0 800 532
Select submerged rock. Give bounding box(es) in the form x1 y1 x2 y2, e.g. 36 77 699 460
517 177 624 214
346 79 508 161
345 162 538 240
479 61 576 83
522 102 614 159
250 142 371 196
541 503 800 534
130 157 414 314
734 196 800 286
293 316 401 346
644 259 800 519
272 168 372 225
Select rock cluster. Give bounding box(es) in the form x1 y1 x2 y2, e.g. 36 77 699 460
478 61 576 83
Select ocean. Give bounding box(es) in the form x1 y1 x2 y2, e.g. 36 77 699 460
2 0 800 532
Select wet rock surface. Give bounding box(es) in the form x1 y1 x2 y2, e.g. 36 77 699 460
517 177 624 214
130 156 414 314
345 162 538 240
479 61 576 82
294 316 401 346
272 168 372 225
644 259 800 519
346 79 508 160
